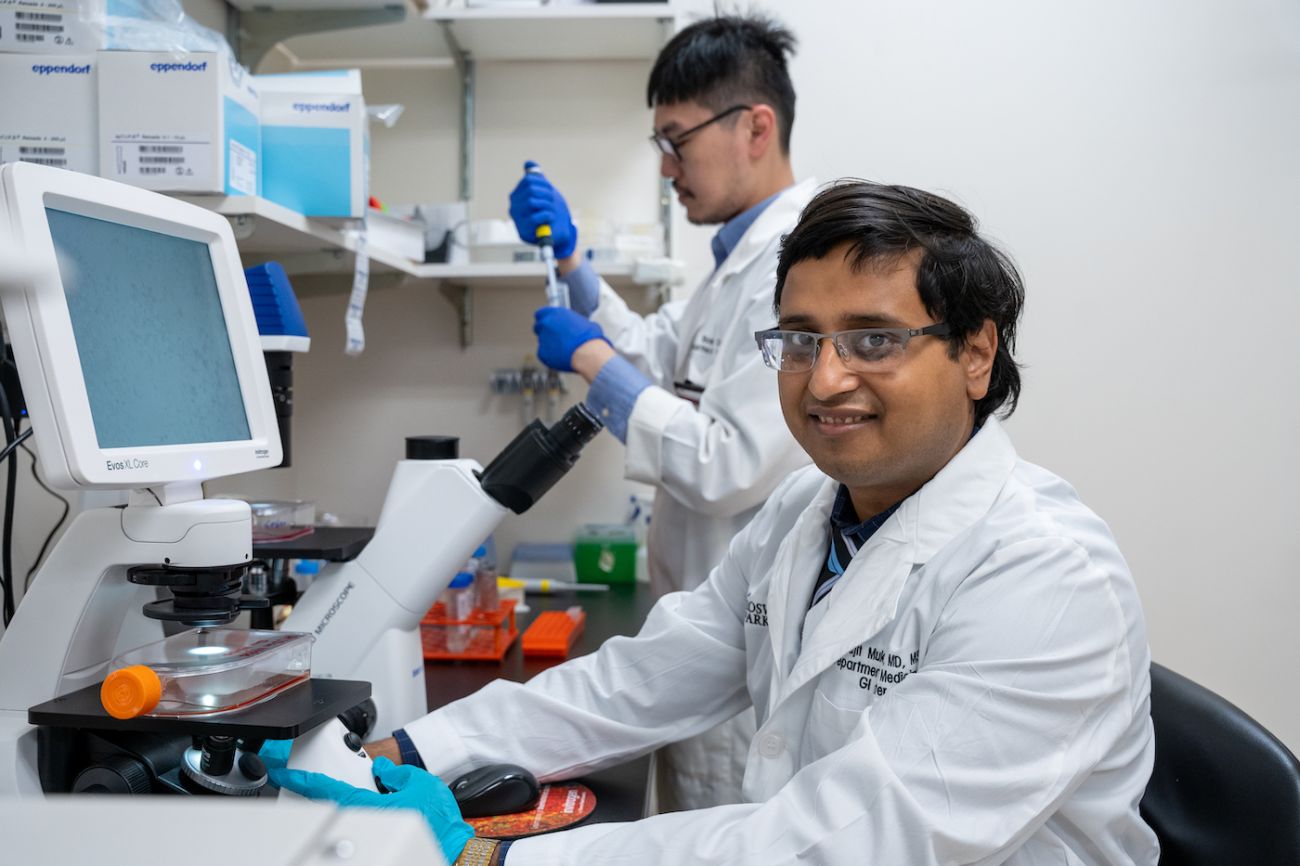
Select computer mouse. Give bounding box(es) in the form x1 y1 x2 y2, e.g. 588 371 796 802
449 763 541 818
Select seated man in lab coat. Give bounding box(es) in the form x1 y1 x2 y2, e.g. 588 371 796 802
272 181 1160 866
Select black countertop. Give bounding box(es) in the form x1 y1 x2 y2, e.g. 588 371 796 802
424 584 657 826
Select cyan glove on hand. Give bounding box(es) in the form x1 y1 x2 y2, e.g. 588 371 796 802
259 739 292 772
534 306 607 373
268 756 475 866
509 160 578 259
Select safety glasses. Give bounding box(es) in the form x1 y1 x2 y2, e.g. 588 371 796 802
754 324 952 373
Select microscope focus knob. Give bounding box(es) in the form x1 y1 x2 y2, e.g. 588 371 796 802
181 743 267 797
239 752 267 783
73 755 153 795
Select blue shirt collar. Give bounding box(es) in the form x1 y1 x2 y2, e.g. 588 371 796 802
829 485 901 547
709 188 785 269
829 424 983 546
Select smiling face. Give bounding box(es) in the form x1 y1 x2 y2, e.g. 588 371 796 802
776 244 997 516
653 100 753 225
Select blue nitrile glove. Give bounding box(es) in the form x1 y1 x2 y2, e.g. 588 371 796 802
259 739 293 773
534 306 607 373
269 756 475 865
509 160 578 259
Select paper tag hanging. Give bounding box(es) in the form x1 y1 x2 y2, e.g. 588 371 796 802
345 222 369 356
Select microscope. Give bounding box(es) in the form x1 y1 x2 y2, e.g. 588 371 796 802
0 163 601 806
281 398 603 740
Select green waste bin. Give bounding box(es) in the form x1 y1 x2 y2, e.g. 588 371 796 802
573 524 638 584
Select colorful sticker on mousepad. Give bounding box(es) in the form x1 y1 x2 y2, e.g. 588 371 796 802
465 782 596 839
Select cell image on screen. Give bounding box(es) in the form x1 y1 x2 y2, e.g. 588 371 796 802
46 208 252 448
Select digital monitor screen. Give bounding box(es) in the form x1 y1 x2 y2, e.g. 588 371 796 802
46 208 252 448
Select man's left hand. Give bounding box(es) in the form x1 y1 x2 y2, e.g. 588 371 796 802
534 306 607 373
270 756 475 865
259 739 292 772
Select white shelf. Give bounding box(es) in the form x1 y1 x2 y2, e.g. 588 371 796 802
176 194 418 275
177 194 646 288
425 3 675 61
409 260 634 287
176 195 351 255
274 15 452 70
227 0 403 10
271 2 674 69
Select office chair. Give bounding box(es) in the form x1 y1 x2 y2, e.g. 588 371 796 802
1140 662 1300 865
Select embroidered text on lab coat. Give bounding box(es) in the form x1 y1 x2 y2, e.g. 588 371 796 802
834 644 919 696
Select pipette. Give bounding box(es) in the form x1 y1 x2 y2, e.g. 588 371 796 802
526 163 569 308
499 577 609 594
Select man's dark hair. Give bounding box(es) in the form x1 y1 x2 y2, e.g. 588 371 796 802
775 181 1024 425
647 14 797 153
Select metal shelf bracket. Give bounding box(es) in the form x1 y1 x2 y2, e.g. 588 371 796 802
438 282 473 348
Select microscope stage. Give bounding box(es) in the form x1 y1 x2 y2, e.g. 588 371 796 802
252 526 375 562
29 678 370 738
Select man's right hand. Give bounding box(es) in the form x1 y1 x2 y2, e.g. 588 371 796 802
509 160 578 259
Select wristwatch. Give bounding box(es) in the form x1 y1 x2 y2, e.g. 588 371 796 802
456 838 501 866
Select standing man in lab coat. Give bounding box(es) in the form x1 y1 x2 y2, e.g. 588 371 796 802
508 14 814 812
274 180 1159 866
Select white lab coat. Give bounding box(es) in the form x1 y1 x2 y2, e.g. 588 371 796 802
404 419 1160 865
586 178 817 811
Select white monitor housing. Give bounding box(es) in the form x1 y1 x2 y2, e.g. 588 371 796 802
0 162 280 491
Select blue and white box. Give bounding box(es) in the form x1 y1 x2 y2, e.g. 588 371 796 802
96 50 260 196
0 54 98 175
256 70 367 218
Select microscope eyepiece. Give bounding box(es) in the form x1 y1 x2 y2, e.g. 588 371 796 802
478 404 604 514
546 403 602 458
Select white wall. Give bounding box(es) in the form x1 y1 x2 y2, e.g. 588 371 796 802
670 0 1299 745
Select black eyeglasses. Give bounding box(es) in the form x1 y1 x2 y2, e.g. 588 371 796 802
648 105 752 161
754 324 953 373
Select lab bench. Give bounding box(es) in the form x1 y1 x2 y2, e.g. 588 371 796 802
424 584 658 827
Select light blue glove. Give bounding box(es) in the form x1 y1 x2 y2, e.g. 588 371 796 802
268 756 474 865
259 739 292 772
509 160 578 259
534 306 607 373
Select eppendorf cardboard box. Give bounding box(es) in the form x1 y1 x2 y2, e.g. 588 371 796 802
0 53 97 174
257 70 367 217
97 50 259 195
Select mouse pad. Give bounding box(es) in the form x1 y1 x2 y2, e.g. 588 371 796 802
465 782 596 839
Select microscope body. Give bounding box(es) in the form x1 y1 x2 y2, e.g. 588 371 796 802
285 403 604 739
283 458 508 739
